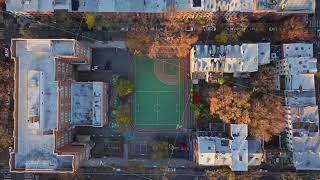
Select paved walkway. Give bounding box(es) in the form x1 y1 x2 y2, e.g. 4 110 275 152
91 41 127 49
82 158 194 168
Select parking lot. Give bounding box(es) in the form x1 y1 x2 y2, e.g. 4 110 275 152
77 47 133 82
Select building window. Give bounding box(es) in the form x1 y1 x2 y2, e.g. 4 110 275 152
60 112 64 122
65 86 68 98
57 62 61 72
61 86 65 98
61 63 65 73
64 112 68 122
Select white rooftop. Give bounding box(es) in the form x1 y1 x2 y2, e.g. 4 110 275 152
192 44 266 74
258 43 271 65
13 39 75 171
287 106 320 170
71 82 105 127
6 0 314 13
6 0 71 13
276 0 315 13
284 74 315 91
255 0 315 13
196 124 261 171
283 43 313 58
278 57 317 75
6 0 256 13
230 124 248 171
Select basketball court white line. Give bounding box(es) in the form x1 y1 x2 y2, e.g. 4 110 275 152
135 91 177 93
156 96 159 127
135 124 178 126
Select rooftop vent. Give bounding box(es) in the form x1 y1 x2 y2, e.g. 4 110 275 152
22 0 31 5
193 0 201 7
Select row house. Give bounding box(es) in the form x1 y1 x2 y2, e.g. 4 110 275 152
193 124 264 171
6 0 315 14
190 43 270 83
274 43 320 170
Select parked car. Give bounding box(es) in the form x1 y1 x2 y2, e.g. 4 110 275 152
268 26 276 32
120 27 128 32
185 26 194 32
206 26 216 32
91 65 99 71
166 168 176 172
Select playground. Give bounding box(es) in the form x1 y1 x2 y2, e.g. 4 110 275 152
133 57 183 130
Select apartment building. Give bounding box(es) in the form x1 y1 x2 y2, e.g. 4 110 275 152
10 39 108 173
193 124 263 171
190 43 270 83
274 43 320 170
6 0 315 14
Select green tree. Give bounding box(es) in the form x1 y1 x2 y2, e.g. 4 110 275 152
214 31 228 44
316 64 320 79
115 79 134 97
116 104 131 131
206 167 236 180
191 103 211 121
84 13 96 30
215 78 225 86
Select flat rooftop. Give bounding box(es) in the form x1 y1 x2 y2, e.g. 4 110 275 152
279 57 317 75
288 106 320 170
12 39 76 171
284 91 316 106
6 0 71 13
6 0 257 13
71 82 105 127
283 43 313 58
192 44 263 73
255 0 315 13
196 124 255 171
285 74 315 90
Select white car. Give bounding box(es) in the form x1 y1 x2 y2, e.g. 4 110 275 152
268 27 276 32
120 27 128 32
91 65 99 71
185 27 194 32
207 26 216 32
166 168 176 172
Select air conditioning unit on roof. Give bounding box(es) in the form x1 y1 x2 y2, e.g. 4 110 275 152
22 0 31 5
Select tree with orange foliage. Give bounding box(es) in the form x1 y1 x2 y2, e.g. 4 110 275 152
209 86 251 124
128 4 199 59
208 83 285 141
277 16 314 42
224 14 249 36
249 96 285 141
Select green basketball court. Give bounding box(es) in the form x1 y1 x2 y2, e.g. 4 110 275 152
133 57 183 129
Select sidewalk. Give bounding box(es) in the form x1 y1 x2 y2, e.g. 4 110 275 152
82 158 194 168
91 41 127 49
